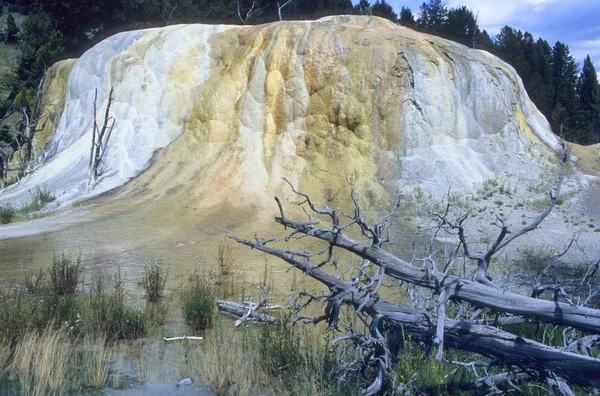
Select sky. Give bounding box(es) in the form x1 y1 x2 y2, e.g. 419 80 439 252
353 0 600 72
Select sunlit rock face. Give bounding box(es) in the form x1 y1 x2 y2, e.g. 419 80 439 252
0 16 560 208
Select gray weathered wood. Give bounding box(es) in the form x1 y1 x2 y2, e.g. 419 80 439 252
216 300 277 325
230 236 600 388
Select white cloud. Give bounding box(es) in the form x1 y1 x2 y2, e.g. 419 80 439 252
572 39 600 71
445 0 555 29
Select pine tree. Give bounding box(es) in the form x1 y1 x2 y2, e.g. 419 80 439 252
551 42 584 142
355 0 372 15
474 29 493 51
399 6 415 26
417 0 448 32
372 0 397 23
445 6 477 46
578 55 600 143
527 38 554 118
5 13 18 43
494 26 524 70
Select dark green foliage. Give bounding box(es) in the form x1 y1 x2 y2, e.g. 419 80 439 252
4 13 18 43
0 286 43 344
17 11 64 88
399 7 415 26
259 313 303 376
0 270 146 345
444 6 476 46
578 55 600 143
474 29 493 51
372 0 397 23
551 41 584 141
494 26 524 66
291 0 353 20
80 272 146 342
0 204 15 224
49 252 82 295
141 258 168 303
181 269 215 331
354 0 372 15
417 0 447 32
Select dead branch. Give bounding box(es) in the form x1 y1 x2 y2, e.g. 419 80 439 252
237 0 270 24
268 170 600 333
230 234 600 389
418 371 530 395
163 336 203 342
217 300 277 325
88 88 116 188
231 164 600 392
277 0 293 21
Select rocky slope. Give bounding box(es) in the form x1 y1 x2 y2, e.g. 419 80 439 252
0 15 561 208
1 16 594 287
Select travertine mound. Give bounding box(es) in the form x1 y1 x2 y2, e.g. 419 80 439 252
1 16 560 211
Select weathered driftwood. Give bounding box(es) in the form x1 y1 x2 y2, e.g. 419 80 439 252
231 235 600 388
231 146 600 394
163 336 203 342
271 212 600 333
216 300 277 325
418 372 530 394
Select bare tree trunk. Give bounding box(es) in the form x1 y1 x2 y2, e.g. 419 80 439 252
88 88 116 189
231 144 600 393
217 300 277 325
277 0 293 21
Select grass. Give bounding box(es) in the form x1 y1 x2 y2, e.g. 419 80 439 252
80 335 114 389
49 251 83 295
9 326 74 396
181 268 215 332
198 315 339 395
1 244 592 395
0 187 55 225
0 251 151 394
5 327 115 395
214 239 236 299
18 187 55 216
80 272 146 343
0 204 15 224
141 257 168 303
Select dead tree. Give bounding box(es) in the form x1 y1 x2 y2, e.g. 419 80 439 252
276 0 293 21
11 76 50 175
237 0 264 24
232 143 600 394
88 88 116 189
217 299 278 326
236 0 293 24
2 71 63 180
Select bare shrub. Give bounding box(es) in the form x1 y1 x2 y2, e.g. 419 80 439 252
49 252 83 295
142 258 168 303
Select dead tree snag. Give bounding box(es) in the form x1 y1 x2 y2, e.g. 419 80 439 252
232 143 600 394
88 88 116 188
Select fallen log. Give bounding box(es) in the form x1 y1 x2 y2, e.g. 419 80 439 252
231 169 600 394
231 236 600 388
216 300 277 325
274 216 600 334
418 372 530 394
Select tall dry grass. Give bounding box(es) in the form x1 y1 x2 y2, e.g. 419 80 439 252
0 339 9 378
10 326 74 396
81 335 113 389
197 317 332 395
